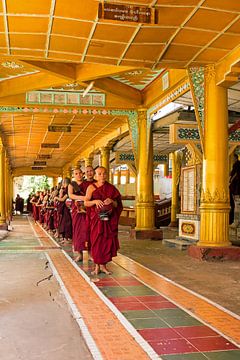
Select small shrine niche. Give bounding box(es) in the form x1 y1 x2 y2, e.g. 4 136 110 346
177 144 202 243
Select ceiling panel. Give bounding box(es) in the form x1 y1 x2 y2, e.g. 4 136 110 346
8 16 49 33
203 0 240 12
54 0 98 20
185 9 237 31
93 23 135 43
210 34 240 50
134 27 176 43
51 18 92 38
173 29 217 47
6 0 52 14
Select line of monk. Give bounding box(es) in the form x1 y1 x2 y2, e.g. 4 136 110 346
29 166 123 275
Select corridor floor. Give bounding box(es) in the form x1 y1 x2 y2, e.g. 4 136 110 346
0 215 240 360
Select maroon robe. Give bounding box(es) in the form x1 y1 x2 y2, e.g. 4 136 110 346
58 189 72 239
32 196 39 222
81 180 96 250
89 181 122 265
71 181 88 252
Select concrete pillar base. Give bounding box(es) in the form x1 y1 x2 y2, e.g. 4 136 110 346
188 244 240 261
130 229 163 241
168 221 178 228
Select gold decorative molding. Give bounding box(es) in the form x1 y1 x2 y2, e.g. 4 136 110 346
201 188 229 203
186 144 202 166
205 64 216 84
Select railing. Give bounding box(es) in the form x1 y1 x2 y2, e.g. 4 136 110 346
119 196 171 228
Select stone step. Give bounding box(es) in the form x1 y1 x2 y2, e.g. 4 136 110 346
162 238 193 250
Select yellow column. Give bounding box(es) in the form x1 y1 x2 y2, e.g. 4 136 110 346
100 147 110 181
5 156 9 220
84 155 93 168
126 169 130 183
163 163 169 177
0 141 6 226
199 64 230 247
110 169 114 184
9 174 13 218
136 109 155 230
169 152 179 227
116 169 121 185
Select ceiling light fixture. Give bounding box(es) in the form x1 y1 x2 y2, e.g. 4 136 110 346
82 81 94 98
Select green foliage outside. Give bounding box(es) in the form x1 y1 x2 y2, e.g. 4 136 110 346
14 175 53 201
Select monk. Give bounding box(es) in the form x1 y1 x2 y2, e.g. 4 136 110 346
68 168 88 262
84 166 123 275
30 191 40 223
81 166 96 255
54 178 72 244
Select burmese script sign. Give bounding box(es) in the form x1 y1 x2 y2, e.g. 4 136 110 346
34 161 46 166
32 166 44 170
98 3 156 24
181 166 196 214
41 143 59 149
37 154 52 159
48 125 71 132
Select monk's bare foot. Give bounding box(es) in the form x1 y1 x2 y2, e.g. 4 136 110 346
74 253 82 262
100 265 111 275
91 265 100 275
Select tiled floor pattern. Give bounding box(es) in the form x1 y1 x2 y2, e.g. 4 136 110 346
3 216 240 360
114 255 240 345
49 236 240 359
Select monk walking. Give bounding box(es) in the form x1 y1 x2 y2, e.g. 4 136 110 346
68 168 88 262
84 166 123 275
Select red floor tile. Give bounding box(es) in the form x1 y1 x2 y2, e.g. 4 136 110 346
139 328 182 341
136 295 167 303
145 301 177 310
117 279 142 286
149 338 198 355
96 280 118 287
189 336 238 352
174 326 219 339
109 296 139 304
115 302 149 311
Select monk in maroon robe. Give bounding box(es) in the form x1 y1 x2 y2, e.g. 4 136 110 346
68 168 87 262
30 192 40 223
85 166 122 275
82 166 96 253
54 178 72 243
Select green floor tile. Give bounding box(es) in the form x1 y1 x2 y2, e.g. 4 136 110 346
153 308 189 318
154 308 202 327
203 350 240 360
129 317 169 329
122 310 157 320
123 285 158 296
101 287 130 297
161 354 207 360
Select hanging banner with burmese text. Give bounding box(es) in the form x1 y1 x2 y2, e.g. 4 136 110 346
98 3 157 24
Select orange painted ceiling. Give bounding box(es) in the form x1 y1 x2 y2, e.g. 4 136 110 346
0 0 239 174
0 0 238 68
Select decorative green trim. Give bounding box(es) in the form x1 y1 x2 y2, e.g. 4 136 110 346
178 126 240 143
229 131 240 142
116 151 168 164
178 128 200 141
188 67 205 130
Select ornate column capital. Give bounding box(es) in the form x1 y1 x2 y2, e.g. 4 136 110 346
205 64 216 84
